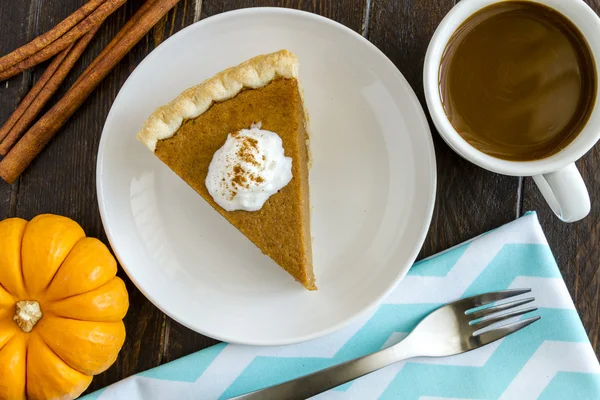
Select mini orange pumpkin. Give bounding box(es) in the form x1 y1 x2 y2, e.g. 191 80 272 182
0 214 129 400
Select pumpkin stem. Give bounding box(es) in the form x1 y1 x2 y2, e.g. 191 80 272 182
13 300 42 333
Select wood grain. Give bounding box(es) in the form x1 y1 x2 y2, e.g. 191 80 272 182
0 0 195 393
200 0 367 34
0 0 598 395
160 0 371 367
367 0 521 259
522 156 600 354
9 0 158 393
518 0 600 358
0 0 38 219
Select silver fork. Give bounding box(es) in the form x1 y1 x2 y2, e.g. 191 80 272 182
232 289 539 400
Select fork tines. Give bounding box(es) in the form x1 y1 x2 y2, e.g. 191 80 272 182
463 289 540 343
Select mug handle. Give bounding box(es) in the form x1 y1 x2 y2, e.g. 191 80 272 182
532 163 590 223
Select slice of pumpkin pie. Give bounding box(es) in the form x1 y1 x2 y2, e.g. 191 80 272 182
137 50 315 290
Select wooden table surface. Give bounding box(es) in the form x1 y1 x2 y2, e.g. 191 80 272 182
0 0 599 395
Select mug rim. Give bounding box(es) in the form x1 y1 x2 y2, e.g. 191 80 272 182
424 0 600 177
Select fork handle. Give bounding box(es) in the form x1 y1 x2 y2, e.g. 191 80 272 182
230 338 418 400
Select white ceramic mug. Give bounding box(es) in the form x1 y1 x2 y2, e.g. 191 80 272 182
424 0 600 222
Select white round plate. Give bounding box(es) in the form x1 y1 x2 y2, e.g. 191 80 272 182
97 8 436 345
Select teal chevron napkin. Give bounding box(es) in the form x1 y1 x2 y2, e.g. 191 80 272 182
84 212 600 400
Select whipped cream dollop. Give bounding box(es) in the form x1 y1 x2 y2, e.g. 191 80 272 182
206 123 293 212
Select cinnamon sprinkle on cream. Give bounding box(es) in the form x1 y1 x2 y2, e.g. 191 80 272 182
205 123 293 212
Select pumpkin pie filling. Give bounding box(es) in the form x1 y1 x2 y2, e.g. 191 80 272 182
138 51 315 290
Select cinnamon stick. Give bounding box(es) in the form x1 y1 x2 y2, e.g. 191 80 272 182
0 0 126 82
0 0 180 185
0 46 73 145
73 0 159 87
0 25 101 156
0 0 105 73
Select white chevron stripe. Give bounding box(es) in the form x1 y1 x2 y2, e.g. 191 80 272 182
386 216 546 305
508 277 574 309
499 341 600 400
384 215 547 304
415 342 502 367
312 390 349 399
385 241 500 304
99 376 199 399
418 397 480 400
92 214 600 400
190 310 374 397
99 333 504 399
308 361 406 400
97 310 371 400
313 332 410 399
310 341 504 400
191 345 259 398
312 333 503 400
340 362 405 399
382 332 408 348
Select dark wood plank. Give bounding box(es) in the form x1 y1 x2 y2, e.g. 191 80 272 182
0 0 197 393
0 183 13 220
0 0 596 394
161 319 221 363
11 1 167 392
160 0 371 363
521 149 600 358
0 0 38 219
368 0 520 259
519 0 600 360
201 0 367 34
85 1 202 392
